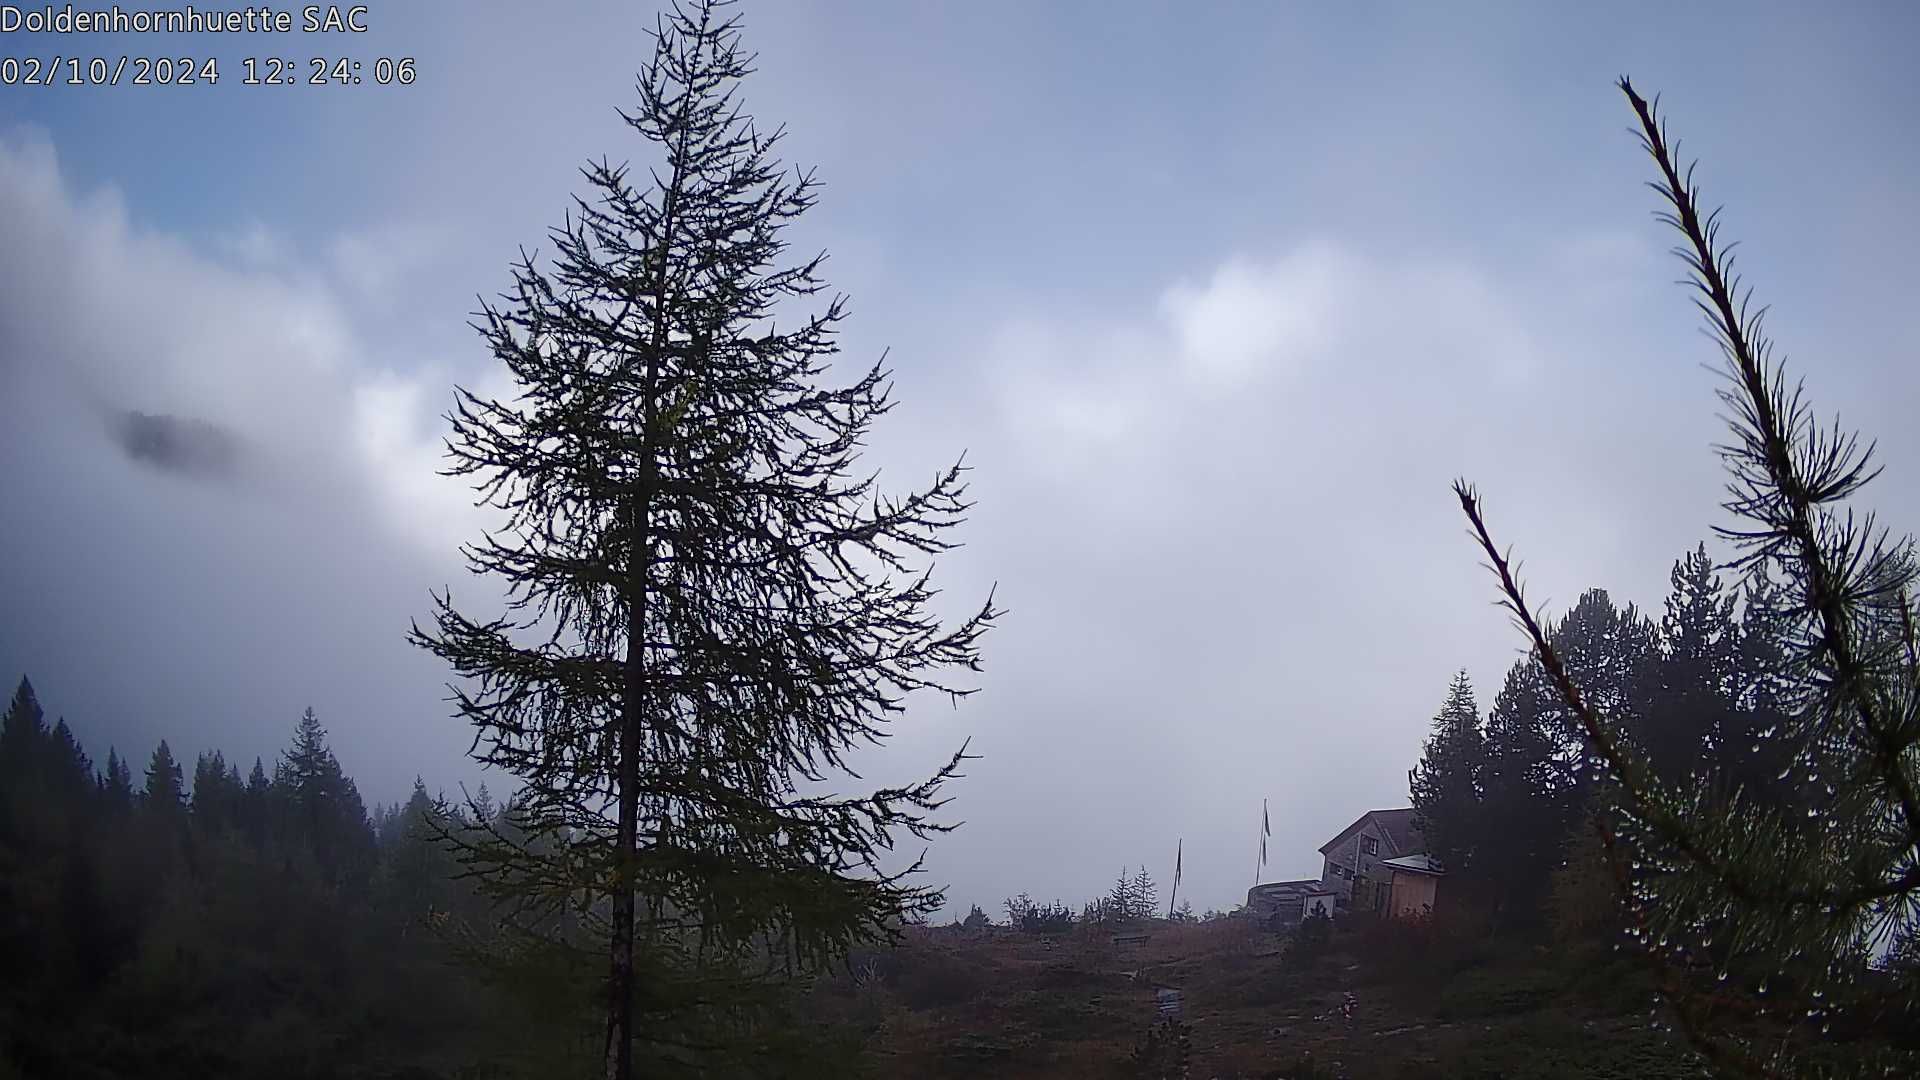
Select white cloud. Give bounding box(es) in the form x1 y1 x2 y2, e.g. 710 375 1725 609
1160 244 1353 388
0 129 477 558
350 370 493 555
214 220 292 269
889 232 1734 917
0 130 493 804
330 221 453 310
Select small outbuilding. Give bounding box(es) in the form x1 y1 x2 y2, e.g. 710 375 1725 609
1244 878 1324 926
1379 852 1443 919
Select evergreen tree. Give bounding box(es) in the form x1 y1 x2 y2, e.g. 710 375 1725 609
101 747 133 808
1476 657 1572 926
241 756 272 841
1550 588 1658 780
0 678 50 849
1130 866 1158 921
143 740 184 809
408 5 995 1074
1408 671 1486 871
1639 544 1739 784
279 708 331 785
470 782 496 826
0 676 46 777
275 708 373 883
1454 79 1920 1074
384 777 453 918
1721 565 1798 806
192 750 243 832
245 756 271 804
1106 867 1137 923
1463 590 1656 929
48 718 91 793
1003 891 1034 926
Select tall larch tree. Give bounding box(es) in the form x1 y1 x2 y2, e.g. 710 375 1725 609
409 3 996 1075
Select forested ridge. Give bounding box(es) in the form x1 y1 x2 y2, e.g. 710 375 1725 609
1408 544 1797 935
0 685 571 1079
1399 548 1920 1069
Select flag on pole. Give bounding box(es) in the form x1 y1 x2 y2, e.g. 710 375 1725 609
1255 798 1271 886
1169 839 1183 917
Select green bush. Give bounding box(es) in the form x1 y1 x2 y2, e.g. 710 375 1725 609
1289 909 1332 966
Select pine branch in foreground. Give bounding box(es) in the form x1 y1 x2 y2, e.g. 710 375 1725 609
1451 78 1920 1078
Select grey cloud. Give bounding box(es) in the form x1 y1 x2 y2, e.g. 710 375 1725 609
0 134 489 818
112 409 240 479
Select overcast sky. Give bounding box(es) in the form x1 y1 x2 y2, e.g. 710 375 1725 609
3 1 1917 918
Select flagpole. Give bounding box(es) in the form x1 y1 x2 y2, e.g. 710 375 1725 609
1253 798 1270 888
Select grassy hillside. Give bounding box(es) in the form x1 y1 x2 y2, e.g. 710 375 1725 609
809 915 1705 1079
